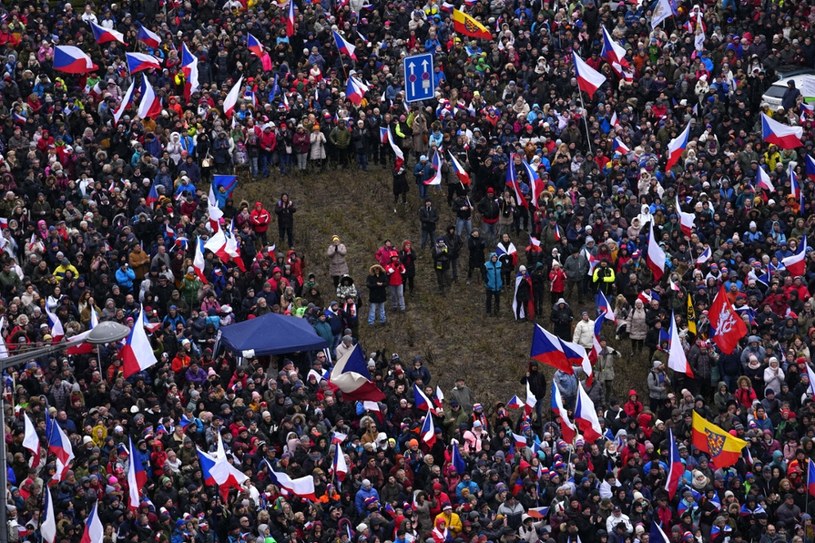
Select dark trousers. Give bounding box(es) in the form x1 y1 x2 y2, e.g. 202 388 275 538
486 290 500 315
279 224 294 248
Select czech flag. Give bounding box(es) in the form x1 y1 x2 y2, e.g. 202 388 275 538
527 507 549 519
551 382 577 443
511 431 528 449
755 165 775 192
781 234 807 276
451 441 466 474
610 111 620 129
125 52 162 74
387 127 404 171
808 458 815 496
145 181 159 207
53 45 98 74
600 26 632 81
530 324 571 372
695 246 712 265
612 137 630 154
667 310 694 377
247 33 265 58
790 162 801 200
424 149 443 185
505 158 528 208
346 75 369 106
331 443 348 481
331 431 347 445
193 237 208 283
665 121 691 172
590 313 605 364
44 304 64 342
286 0 296 37
524 380 537 415
81 502 104 543
435 386 444 408
414 383 432 411
41 489 57 543
522 160 542 207
181 43 200 98
645 220 666 281
451 9 492 40
136 76 162 120
572 52 606 100
223 76 244 118
122 305 158 378
421 409 436 448
506 395 522 409
265 460 317 501
127 437 146 510
136 23 161 48
89 21 127 45
675 197 695 237
665 428 685 500
806 155 815 181
761 112 803 149
596 290 615 322
449 151 471 186
560 339 593 382
22 413 41 469
197 448 218 486
45 408 74 481
332 30 356 60
379 127 388 145
574 381 603 442
329 344 386 402
650 522 671 543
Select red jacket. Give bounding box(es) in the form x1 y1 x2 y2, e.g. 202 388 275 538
549 267 566 293
385 261 405 286
250 207 271 233
256 126 277 152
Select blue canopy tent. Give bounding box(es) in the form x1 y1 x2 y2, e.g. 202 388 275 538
217 313 328 357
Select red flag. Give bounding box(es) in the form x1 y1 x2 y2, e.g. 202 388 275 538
708 285 747 355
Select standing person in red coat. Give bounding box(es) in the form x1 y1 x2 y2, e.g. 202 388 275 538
384 251 406 312
249 201 271 246
548 261 567 307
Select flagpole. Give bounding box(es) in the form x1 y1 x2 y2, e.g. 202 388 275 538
577 90 593 155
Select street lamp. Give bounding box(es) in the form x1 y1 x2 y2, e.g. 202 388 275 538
0 321 130 543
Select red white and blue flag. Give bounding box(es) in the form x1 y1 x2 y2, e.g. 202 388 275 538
387 127 404 171
247 33 265 58
612 137 631 155
665 121 691 171
505 158 528 208
506 395 522 409
125 52 162 74
127 437 146 510
664 428 683 499
574 382 603 442
181 43 200 99
136 23 161 48
329 344 386 402
53 45 98 74
668 310 694 377
449 152 471 186
807 458 815 497
346 75 369 106
23 412 41 469
551 382 576 442
522 160 542 207
761 112 803 149
41 489 57 543
413 383 433 411
530 324 571 372
756 165 775 192
45 408 74 481
223 76 244 118
136 76 162 120
44 304 64 342
782 235 808 277
423 149 443 185
572 51 606 99
331 443 348 482
286 0 296 37
80 502 104 543
600 26 633 81
805 155 815 181
266 460 316 500
89 21 127 45
595 290 615 322
121 305 158 378
790 162 802 200
675 197 695 237
333 30 356 60
646 220 666 281
421 409 436 448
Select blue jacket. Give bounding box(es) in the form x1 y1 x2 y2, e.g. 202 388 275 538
354 486 380 515
115 266 136 291
484 254 502 292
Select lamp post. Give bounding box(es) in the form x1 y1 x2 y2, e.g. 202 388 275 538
0 321 131 543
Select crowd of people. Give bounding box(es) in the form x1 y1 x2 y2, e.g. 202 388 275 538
3 0 815 542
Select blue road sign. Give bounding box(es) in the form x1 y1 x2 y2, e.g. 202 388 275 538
404 53 434 103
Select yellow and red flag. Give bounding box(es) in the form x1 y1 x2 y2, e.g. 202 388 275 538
691 412 747 468
452 9 492 40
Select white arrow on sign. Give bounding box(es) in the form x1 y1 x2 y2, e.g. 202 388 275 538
407 61 417 96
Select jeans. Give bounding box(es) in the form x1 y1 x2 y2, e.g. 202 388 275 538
480 222 496 247
296 153 308 171
421 229 435 250
368 303 386 325
417 182 428 200
456 218 472 240
279 153 292 174
259 150 274 176
388 284 405 310
357 151 368 170
249 156 259 177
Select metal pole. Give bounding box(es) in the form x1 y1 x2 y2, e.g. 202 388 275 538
577 90 593 155
0 389 7 543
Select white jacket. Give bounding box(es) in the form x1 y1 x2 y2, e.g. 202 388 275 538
572 318 595 350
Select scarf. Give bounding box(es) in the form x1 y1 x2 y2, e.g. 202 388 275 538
343 302 356 317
